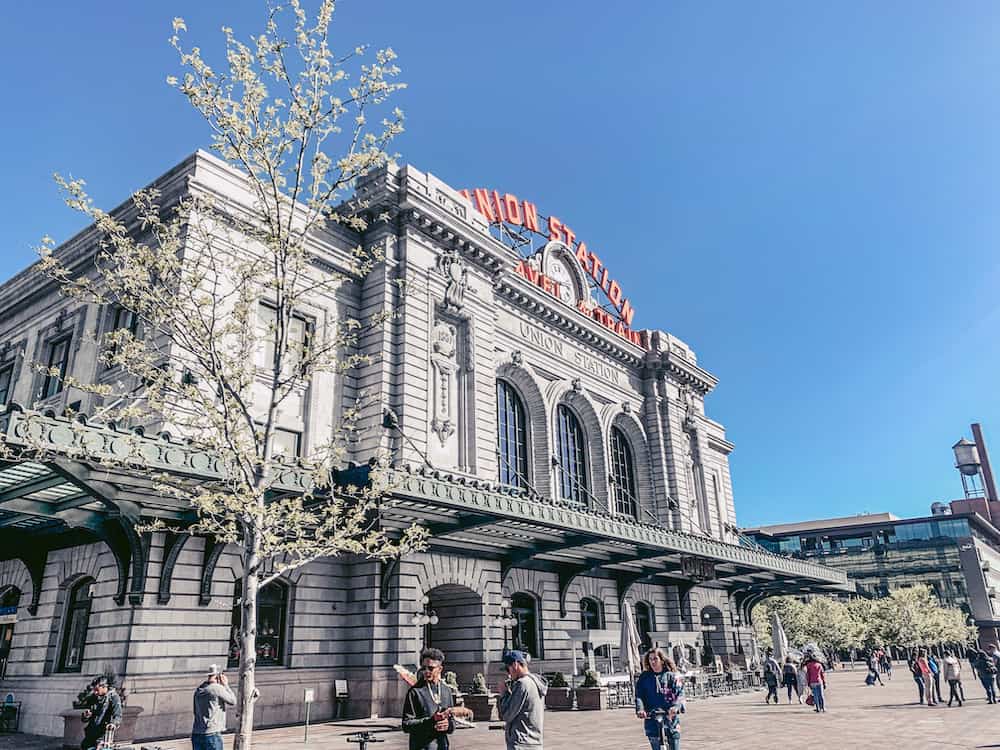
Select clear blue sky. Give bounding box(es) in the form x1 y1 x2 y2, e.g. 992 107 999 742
3 1 999 527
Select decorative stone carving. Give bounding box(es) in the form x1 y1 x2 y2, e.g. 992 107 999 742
510 350 523 367
430 322 457 446
437 248 469 312
571 378 583 393
621 401 632 414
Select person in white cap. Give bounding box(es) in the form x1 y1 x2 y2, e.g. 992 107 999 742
191 666 236 750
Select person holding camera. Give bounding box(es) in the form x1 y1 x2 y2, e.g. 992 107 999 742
402 648 456 750
80 677 122 750
496 650 548 750
191 667 237 750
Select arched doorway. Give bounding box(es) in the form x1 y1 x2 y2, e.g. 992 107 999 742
700 606 727 667
423 584 485 685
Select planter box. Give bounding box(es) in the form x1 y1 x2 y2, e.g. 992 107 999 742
62 705 144 750
574 687 607 710
462 693 496 722
544 687 573 710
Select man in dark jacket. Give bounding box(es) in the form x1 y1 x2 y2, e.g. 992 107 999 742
80 677 122 750
402 648 456 750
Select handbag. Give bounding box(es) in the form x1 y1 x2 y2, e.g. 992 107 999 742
805 694 815 706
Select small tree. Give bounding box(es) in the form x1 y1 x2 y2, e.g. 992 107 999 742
35 3 424 749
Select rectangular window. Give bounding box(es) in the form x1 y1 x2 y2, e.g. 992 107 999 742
0 362 14 404
272 427 302 458
257 304 310 372
106 306 139 361
42 337 71 399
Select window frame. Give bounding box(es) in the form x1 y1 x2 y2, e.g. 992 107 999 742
609 427 638 518
228 579 290 668
496 380 530 488
511 592 543 659
0 360 15 405
257 302 313 375
634 600 655 651
555 404 589 505
57 578 94 673
41 335 72 400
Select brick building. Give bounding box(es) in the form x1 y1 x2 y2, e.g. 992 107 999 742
0 152 846 741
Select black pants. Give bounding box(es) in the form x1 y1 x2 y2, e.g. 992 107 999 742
933 673 943 702
766 684 778 703
947 679 963 706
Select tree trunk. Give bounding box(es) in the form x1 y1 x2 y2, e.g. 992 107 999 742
234 534 261 750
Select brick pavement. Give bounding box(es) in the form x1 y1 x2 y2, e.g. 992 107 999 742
5 666 1000 750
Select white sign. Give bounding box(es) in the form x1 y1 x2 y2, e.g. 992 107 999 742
303 688 315 703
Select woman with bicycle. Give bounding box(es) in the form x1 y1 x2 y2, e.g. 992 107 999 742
635 647 684 750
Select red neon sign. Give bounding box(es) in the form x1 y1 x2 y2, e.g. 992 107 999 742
460 188 645 349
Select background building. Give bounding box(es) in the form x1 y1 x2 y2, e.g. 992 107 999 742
0 152 846 740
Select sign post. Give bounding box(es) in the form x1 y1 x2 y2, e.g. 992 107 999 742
303 688 315 743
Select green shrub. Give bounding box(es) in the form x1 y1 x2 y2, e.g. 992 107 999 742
580 669 600 688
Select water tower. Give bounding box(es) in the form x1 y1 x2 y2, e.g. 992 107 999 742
953 424 998 504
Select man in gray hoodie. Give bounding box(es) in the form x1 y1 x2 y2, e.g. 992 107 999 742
191 668 237 750
496 650 548 750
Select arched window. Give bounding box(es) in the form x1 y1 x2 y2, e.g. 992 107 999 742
579 597 604 630
58 578 94 673
511 592 542 658
556 405 588 505
0 586 21 679
497 381 529 488
228 580 290 668
634 601 654 652
609 427 638 518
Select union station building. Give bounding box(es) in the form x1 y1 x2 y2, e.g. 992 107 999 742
0 152 847 741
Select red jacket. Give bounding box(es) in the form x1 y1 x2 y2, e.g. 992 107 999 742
805 661 826 686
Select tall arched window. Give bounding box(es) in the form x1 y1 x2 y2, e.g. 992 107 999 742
58 578 94 673
228 580 290 668
609 427 638 518
511 592 542 658
634 601 654 652
0 586 21 679
497 381 529 488
556 405 588 505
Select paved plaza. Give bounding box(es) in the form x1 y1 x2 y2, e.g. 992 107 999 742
4 667 1000 750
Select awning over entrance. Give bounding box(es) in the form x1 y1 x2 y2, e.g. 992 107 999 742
377 465 852 618
0 406 849 621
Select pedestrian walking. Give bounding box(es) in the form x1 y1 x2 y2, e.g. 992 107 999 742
915 650 935 706
804 654 827 713
635 647 684 750
908 654 925 704
191 667 236 750
764 663 779 704
496 650 548 750
402 648 457 750
866 653 884 686
928 653 943 704
942 651 964 707
880 650 892 679
975 650 998 704
795 661 808 704
781 658 798 703
80 677 122 750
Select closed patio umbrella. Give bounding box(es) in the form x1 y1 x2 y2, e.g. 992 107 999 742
620 600 643 678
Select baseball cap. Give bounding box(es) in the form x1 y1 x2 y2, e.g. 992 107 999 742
502 650 528 666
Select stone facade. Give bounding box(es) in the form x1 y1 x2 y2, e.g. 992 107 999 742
0 152 845 740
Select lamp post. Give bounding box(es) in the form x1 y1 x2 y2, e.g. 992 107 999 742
411 595 439 648
491 598 518 657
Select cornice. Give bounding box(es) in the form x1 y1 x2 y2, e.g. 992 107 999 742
386 465 849 586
